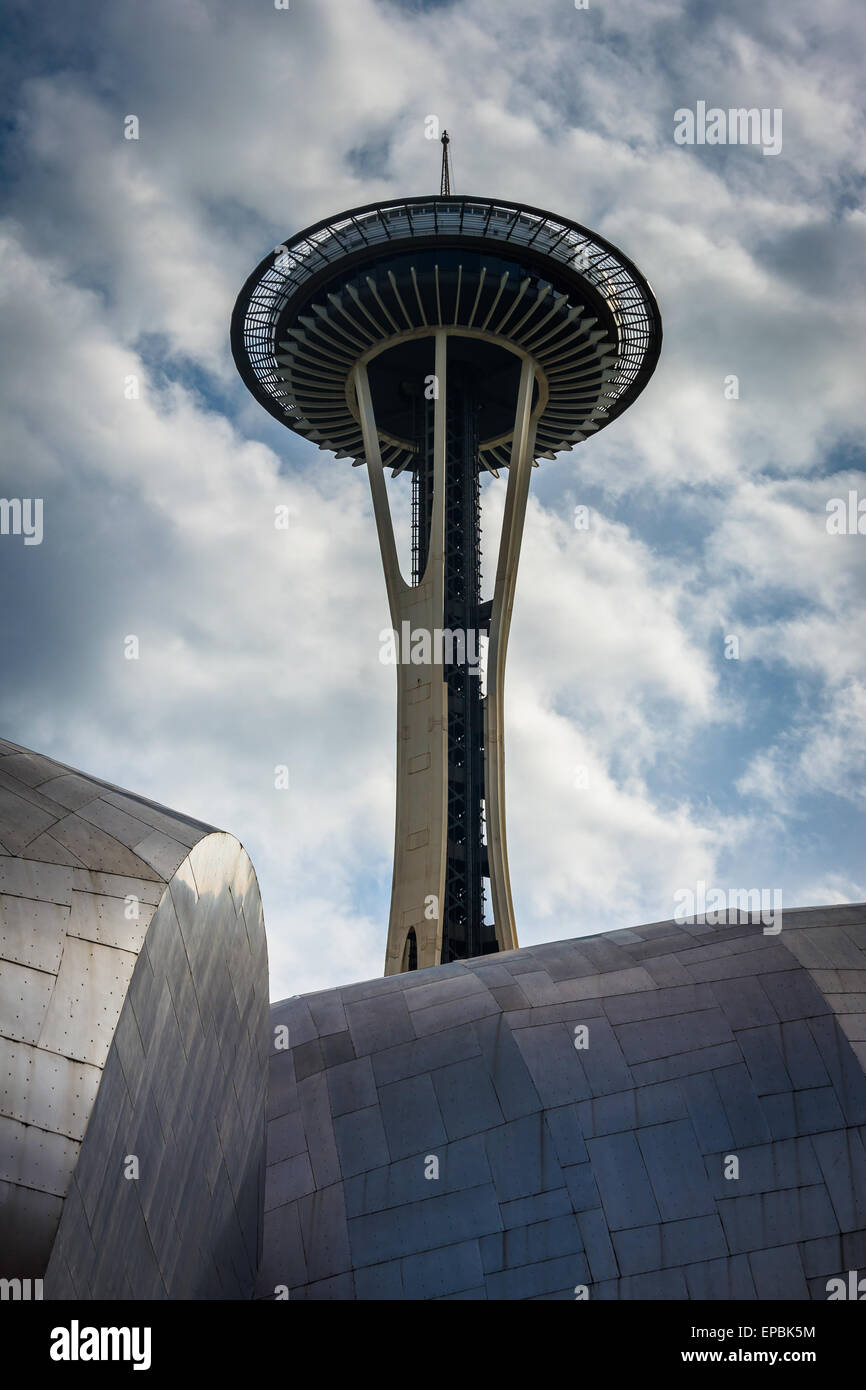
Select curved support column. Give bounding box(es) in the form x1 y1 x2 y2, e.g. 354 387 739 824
355 340 449 975
484 357 537 953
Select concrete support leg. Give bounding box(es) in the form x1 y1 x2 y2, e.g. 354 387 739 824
484 355 537 953
355 335 449 974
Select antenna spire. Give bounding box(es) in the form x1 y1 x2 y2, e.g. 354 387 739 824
440 130 452 196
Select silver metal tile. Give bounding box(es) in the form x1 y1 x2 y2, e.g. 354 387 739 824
0 957 54 1043
132 830 192 880
77 798 158 852
50 813 159 878
66 890 154 953
38 935 138 1067
0 1035 101 1139
0 857 74 907
71 867 164 903
0 1113 80 1197
0 893 69 971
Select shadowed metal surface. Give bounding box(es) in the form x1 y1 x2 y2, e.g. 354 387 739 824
0 739 269 1296
260 904 866 1300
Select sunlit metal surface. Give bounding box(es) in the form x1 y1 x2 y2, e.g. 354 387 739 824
0 739 268 1294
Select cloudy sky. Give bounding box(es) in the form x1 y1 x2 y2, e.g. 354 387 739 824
1 0 864 1001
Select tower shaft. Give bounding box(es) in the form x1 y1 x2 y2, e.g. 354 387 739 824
413 384 490 962
355 332 534 974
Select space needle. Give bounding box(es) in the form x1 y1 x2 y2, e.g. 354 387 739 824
232 135 662 973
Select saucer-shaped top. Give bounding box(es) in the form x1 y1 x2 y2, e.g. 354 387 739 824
231 195 662 470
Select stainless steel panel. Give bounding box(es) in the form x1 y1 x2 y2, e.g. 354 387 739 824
66 890 154 953
71 868 164 904
0 1177 64 1277
0 1113 79 1197
38 936 138 1067
0 752 69 788
132 829 189 880
0 958 54 1043
17 831 87 868
35 774 102 812
0 1035 101 1139
49 813 159 879
0 787 57 855
100 789 208 849
0 858 74 907
0 893 69 971
77 797 159 852
187 831 243 898
0 768 69 816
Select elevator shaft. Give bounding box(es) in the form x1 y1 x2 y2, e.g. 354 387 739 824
412 382 493 962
